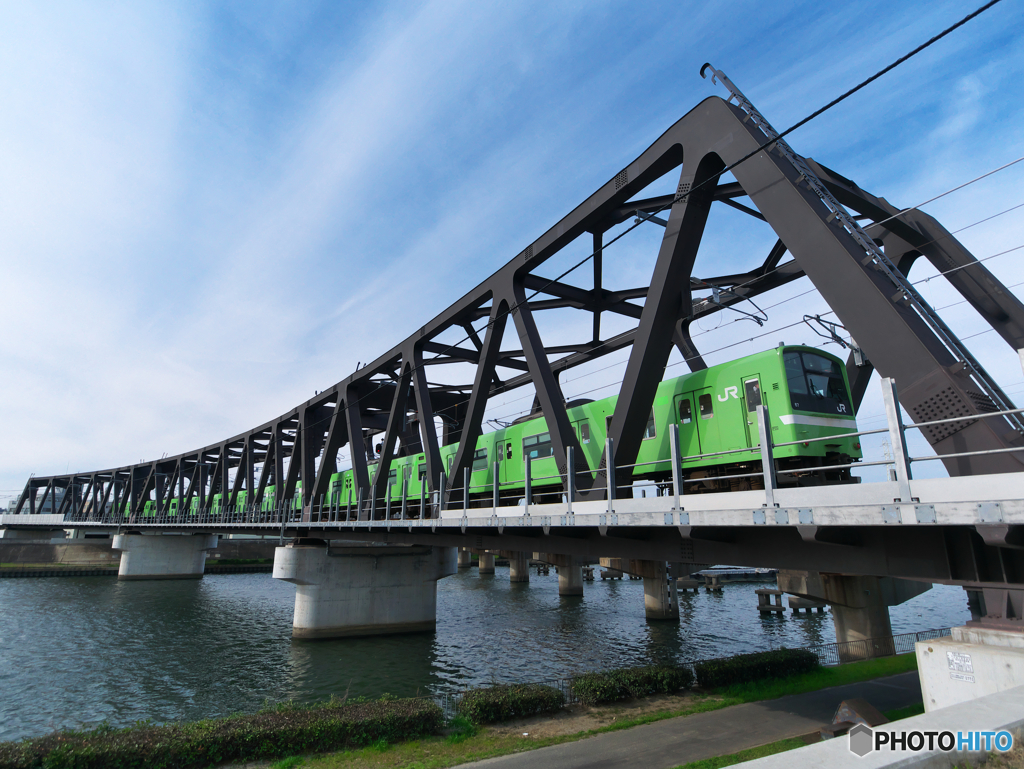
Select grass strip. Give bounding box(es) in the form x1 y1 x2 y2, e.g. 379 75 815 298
294 654 919 769
885 703 925 721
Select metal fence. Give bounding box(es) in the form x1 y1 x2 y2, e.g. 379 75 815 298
425 627 950 718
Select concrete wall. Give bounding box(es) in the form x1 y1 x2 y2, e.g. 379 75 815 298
917 626 1024 712
0 538 277 567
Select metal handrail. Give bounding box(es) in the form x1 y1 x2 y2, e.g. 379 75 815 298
910 445 1024 463
776 458 892 476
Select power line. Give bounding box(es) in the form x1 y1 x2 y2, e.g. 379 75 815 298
869 154 1024 231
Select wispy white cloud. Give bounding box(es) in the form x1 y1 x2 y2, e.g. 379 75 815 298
1 0 1022 500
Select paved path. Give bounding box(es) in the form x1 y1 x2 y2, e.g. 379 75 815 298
461 672 921 769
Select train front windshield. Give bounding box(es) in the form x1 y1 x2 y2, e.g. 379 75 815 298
784 351 854 416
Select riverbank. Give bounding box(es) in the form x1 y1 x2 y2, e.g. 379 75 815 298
235 654 920 769
0 653 917 769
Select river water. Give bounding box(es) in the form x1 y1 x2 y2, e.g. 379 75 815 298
0 567 970 741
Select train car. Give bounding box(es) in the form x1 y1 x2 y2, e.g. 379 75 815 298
121 345 860 519
320 344 862 513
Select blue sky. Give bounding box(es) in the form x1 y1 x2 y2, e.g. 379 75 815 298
2 0 1023 501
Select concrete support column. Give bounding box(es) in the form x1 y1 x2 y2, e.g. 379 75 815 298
273 542 456 639
779 570 930 660
600 557 680 619
112 533 217 580
643 561 679 620
457 548 472 568
478 552 495 574
831 582 894 659
558 557 583 597
508 551 530 583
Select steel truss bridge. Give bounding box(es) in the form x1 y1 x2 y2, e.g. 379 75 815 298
9 67 1024 625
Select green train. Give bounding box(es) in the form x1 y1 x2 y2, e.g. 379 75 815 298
135 345 861 518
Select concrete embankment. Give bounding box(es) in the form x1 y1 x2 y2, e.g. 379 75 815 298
0 538 276 576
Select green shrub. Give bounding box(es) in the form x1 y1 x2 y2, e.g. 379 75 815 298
0 696 443 769
445 715 478 744
571 665 694 706
456 684 565 724
694 648 819 690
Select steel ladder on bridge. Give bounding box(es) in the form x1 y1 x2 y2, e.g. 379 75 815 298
700 63 1024 435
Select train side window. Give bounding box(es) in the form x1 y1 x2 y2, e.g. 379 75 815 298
388 469 397 486
678 399 692 424
643 409 656 440
744 380 762 412
523 432 553 460
418 466 426 481
472 448 488 471
506 443 513 460
580 422 591 444
698 394 714 419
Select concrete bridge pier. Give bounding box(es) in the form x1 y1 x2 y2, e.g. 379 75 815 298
273 542 456 639
558 558 583 597
599 558 681 620
536 553 583 596
112 533 217 580
507 551 530 583
477 552 495 574
457 548 472 568
779 570 930 659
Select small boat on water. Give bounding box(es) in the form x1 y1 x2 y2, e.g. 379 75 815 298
693 566 778 584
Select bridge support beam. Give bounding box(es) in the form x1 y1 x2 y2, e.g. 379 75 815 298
779 571 930 659
112 533 217 580
477 552 495 574
507 551 529 583
457 548 472 569
273 542 456 639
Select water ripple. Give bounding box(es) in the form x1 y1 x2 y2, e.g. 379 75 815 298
0 567 969 741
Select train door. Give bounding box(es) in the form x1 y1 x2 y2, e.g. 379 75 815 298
674 393 702 460
496 440 513 483
692 387 721 455
741 376 764 447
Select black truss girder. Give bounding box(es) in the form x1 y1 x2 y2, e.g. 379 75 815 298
17 93 1024 517
603 152 724 494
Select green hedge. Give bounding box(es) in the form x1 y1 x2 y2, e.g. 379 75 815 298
571 665 695 706
694 648 820 689
0 697 443 769
456 684 565 724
